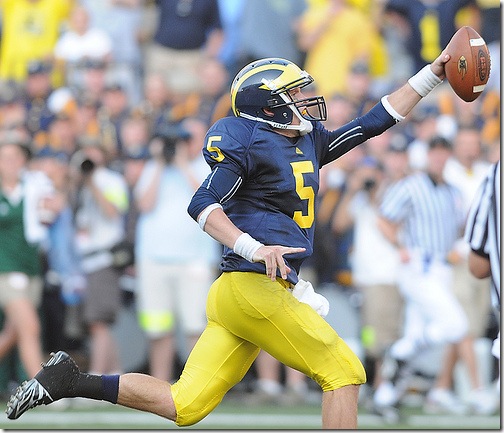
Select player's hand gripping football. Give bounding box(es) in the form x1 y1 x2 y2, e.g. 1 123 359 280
430 49 451 81
253 245 306 281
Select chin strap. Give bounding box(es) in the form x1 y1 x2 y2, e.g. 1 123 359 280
238 112 313 135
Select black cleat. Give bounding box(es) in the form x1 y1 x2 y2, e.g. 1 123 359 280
6 351 80 420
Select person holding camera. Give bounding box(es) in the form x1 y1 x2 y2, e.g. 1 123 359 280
72 136 129 377
332 151 405 420
133 124 219 382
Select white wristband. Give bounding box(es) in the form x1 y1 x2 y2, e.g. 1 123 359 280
197 203 223 230
233 233 264 262
408 64 442 97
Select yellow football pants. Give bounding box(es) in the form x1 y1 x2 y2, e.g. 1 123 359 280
170 271 366 426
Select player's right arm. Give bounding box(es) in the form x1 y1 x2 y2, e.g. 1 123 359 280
199 206 304 281
387 50 449 117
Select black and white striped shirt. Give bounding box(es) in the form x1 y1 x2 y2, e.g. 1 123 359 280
465 160 500 305
380 172 465 258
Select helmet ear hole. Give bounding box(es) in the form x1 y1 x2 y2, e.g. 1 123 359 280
262 107 274 117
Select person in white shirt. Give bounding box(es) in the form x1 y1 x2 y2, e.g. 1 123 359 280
333 152 406 419
54 5 113 89
134 124 219 382
73 137 129 376
436 126 495 415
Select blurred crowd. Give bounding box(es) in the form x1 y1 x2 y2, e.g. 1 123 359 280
0 0 500 419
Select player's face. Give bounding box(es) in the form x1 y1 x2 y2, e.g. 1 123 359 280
288 88 304 124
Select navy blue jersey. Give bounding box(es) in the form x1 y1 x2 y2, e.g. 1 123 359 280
188 101 396 283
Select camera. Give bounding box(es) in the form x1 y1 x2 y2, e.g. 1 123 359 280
80 158 96 174
151 124 191 163
363 178 376 191
161 136 178 163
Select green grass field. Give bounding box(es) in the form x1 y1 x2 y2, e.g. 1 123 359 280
0 395 500 430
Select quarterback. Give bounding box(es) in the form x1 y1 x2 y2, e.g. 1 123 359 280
7 51 450 428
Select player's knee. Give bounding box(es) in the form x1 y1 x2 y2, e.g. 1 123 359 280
171 378 228 427
174 399 221 427
317 346 367 391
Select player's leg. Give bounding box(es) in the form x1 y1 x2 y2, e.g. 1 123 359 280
116 320 260 424
6 272 261 425
215 272 366 429
170 323 259 426
322 386 360 429
117 372 175 419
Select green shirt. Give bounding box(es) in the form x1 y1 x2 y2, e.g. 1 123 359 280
0 192 41 275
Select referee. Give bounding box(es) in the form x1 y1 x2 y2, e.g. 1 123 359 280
374 135 469 410
465 160 500 360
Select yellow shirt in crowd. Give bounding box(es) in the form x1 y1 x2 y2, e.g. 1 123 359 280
0 0 72 81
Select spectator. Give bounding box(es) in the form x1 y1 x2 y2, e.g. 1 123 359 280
0 0 72 83
383 0 477 74
406 102 441 171
71 137 129 375
53 4 113 90
44 113 79 156
437 85 484 132
297 0 381 98
98 81 132 157
345 61 377 116
375 136 469 414
79 0 146 106
137 72 178 133
144 0 223 97
75 59 109 104
117 124 151 304
216 0 246 78
0 134 54 378
73 93 101 139
169 58 229 127
0 82 26 131
381 132 411 183
23 60 58 149
436 126 494 415
237 0 307 68
30 147 86 353
134 125 218 381
118 113 151 161
333 154 405 420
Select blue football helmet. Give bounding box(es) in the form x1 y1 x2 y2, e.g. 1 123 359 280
230 58 327 135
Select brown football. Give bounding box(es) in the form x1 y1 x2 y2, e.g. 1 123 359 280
445 26 491 102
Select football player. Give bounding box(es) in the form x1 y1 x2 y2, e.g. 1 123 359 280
6 52 451 428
